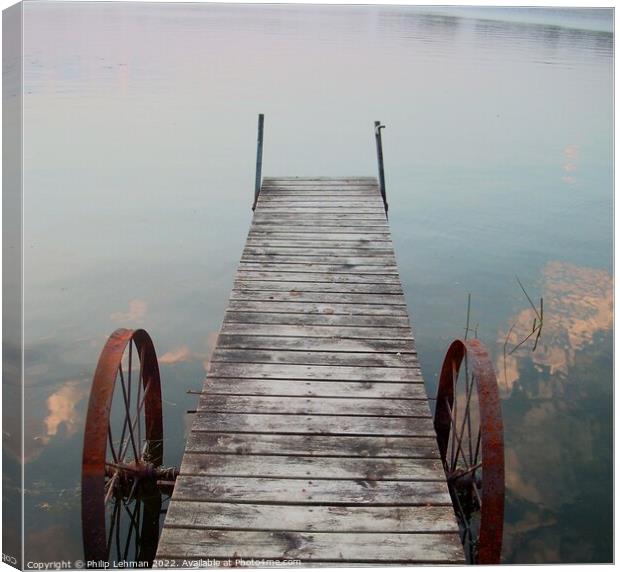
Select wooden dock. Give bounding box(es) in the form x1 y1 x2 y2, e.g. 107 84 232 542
156 177 464 566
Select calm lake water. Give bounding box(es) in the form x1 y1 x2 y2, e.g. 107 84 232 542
17 3 612 565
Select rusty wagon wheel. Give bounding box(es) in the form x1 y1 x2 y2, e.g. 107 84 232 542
82 329 176 567
434 339 504 564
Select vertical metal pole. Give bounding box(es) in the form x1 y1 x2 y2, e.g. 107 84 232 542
252 113 264 211
374 120 388 215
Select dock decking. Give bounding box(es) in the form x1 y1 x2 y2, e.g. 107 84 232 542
156 177 464 566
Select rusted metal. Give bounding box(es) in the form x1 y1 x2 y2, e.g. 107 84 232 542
374 120 388 215
81 328 174 566
252 113 265 211
434 338 504 564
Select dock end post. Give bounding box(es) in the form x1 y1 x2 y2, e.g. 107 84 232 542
374 120 388 216
252 113 265 211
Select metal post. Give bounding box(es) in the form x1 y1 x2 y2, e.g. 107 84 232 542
252 113 264 210
374 120 388 215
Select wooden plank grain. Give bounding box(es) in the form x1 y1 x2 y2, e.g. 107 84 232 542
184 432 438 458
223 311 411 328
156 529 464 563
197 395 430 417
171 476 453 505
215 334 415 353
219 323 412 339
180 453 445 480
234 270 401 284
165 501 458 533
227 300 407 316
210 348 417 368
202 378 426 399
191 412 435 437
207 362 422 382
232 279 403 294
230 289 406 305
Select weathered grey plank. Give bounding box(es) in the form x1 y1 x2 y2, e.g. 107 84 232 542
208 362 421 381
248 230 391 238
171 476 452 505
210 348 417 368
234 270 401 284
191 413 434 437
220 322 411 339
245 239 393 250
197 395 429 417
180 453 444 480
240 255 396 266
184 432 438 457
216 334 414 353
243 246 392 257
257 200 384 207
227 300 407 317
237 262 399 274
202 378 426 399
233 280 403 294
251 222 390 229
156 529 464 563
165 502 458 533
252 213 387 221
259 194 381 200
230 289 406 305
224 311 411 327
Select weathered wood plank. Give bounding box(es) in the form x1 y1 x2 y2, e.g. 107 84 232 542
219 322 411 339
171 476 453 505
208 362 421 382
216 334 414 353
237 263 399 274
197 395 429 417
156 529 464 563
257 200 384 207
234 270 401 285
202 378 426 399
233 280 403 294
250 222 389 229
210 348 417 368
190 413 434 437
243 246 393 257
248 230 391 238
165 502 458 533
180 453 444 480
252 217 387 224
227 300 407 317
240 253 395 263
224 311 411 328
184 432 438 457
259 194 381 200
245 239 393 250
230 289 406 305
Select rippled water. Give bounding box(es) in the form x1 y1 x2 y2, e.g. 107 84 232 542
16 3 612 564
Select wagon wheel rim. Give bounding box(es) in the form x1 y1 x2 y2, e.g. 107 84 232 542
81 328 164 565
434 339 504 564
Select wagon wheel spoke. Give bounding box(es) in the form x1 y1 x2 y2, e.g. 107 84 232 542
118 364 139 463
452 370 476 473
